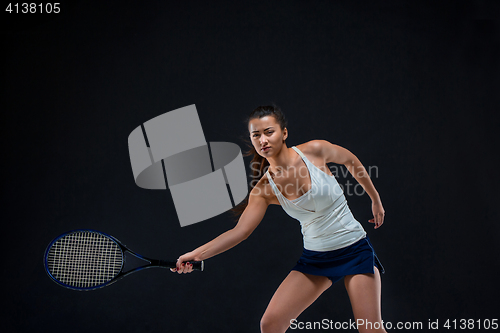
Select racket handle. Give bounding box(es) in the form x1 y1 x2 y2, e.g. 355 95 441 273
158 260 204 271
185 260 204 271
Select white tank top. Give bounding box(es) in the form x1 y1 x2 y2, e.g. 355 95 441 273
265 146 367 251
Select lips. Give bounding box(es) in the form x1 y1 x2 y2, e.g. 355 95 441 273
261 146 270 152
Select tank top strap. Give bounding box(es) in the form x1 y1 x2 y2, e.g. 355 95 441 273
291 146 306 159
291 145 323 183
292 146 316 172
266 170 290 208
265 170 281 197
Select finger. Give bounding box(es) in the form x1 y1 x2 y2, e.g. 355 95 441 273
176 258 183 271
368 218 375 223
175 256 185 270
186 261 193 273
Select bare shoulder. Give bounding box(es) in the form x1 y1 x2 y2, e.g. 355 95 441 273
250 173 280 206
296 140 331 159
296 140 353 165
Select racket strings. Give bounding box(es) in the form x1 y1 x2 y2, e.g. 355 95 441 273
46 231 123 288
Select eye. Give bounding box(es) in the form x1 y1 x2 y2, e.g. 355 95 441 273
266 131 274 135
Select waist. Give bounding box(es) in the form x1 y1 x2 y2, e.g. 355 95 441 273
302 235 370 255
301 213 366 251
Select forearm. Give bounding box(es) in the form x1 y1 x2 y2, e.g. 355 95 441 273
344 156 380 202
191 228 247 261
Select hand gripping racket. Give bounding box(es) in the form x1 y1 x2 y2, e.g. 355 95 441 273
44 229 204 290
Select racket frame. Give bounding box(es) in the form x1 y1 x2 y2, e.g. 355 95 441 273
44 229 203 291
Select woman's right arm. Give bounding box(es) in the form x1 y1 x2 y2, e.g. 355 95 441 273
172 188 269 273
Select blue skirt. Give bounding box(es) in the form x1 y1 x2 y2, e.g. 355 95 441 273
291 236 385 284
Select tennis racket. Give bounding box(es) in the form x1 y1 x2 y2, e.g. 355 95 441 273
44 229 204 290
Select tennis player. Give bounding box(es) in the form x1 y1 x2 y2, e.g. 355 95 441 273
172 105 387 333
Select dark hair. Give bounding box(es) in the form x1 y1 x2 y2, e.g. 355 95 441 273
230 104 288 220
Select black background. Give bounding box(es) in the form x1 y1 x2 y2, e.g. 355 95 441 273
2 1 499 332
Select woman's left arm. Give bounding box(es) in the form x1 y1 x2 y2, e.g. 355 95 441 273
313 140 385 229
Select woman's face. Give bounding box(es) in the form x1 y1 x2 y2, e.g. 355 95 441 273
248 115 288 157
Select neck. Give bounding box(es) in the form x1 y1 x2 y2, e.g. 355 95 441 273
266 144 293 174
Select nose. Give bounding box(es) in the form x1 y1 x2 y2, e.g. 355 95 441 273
259 136 268 146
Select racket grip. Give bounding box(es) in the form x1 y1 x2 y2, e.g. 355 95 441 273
185 260 204 271
159 260 204 271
